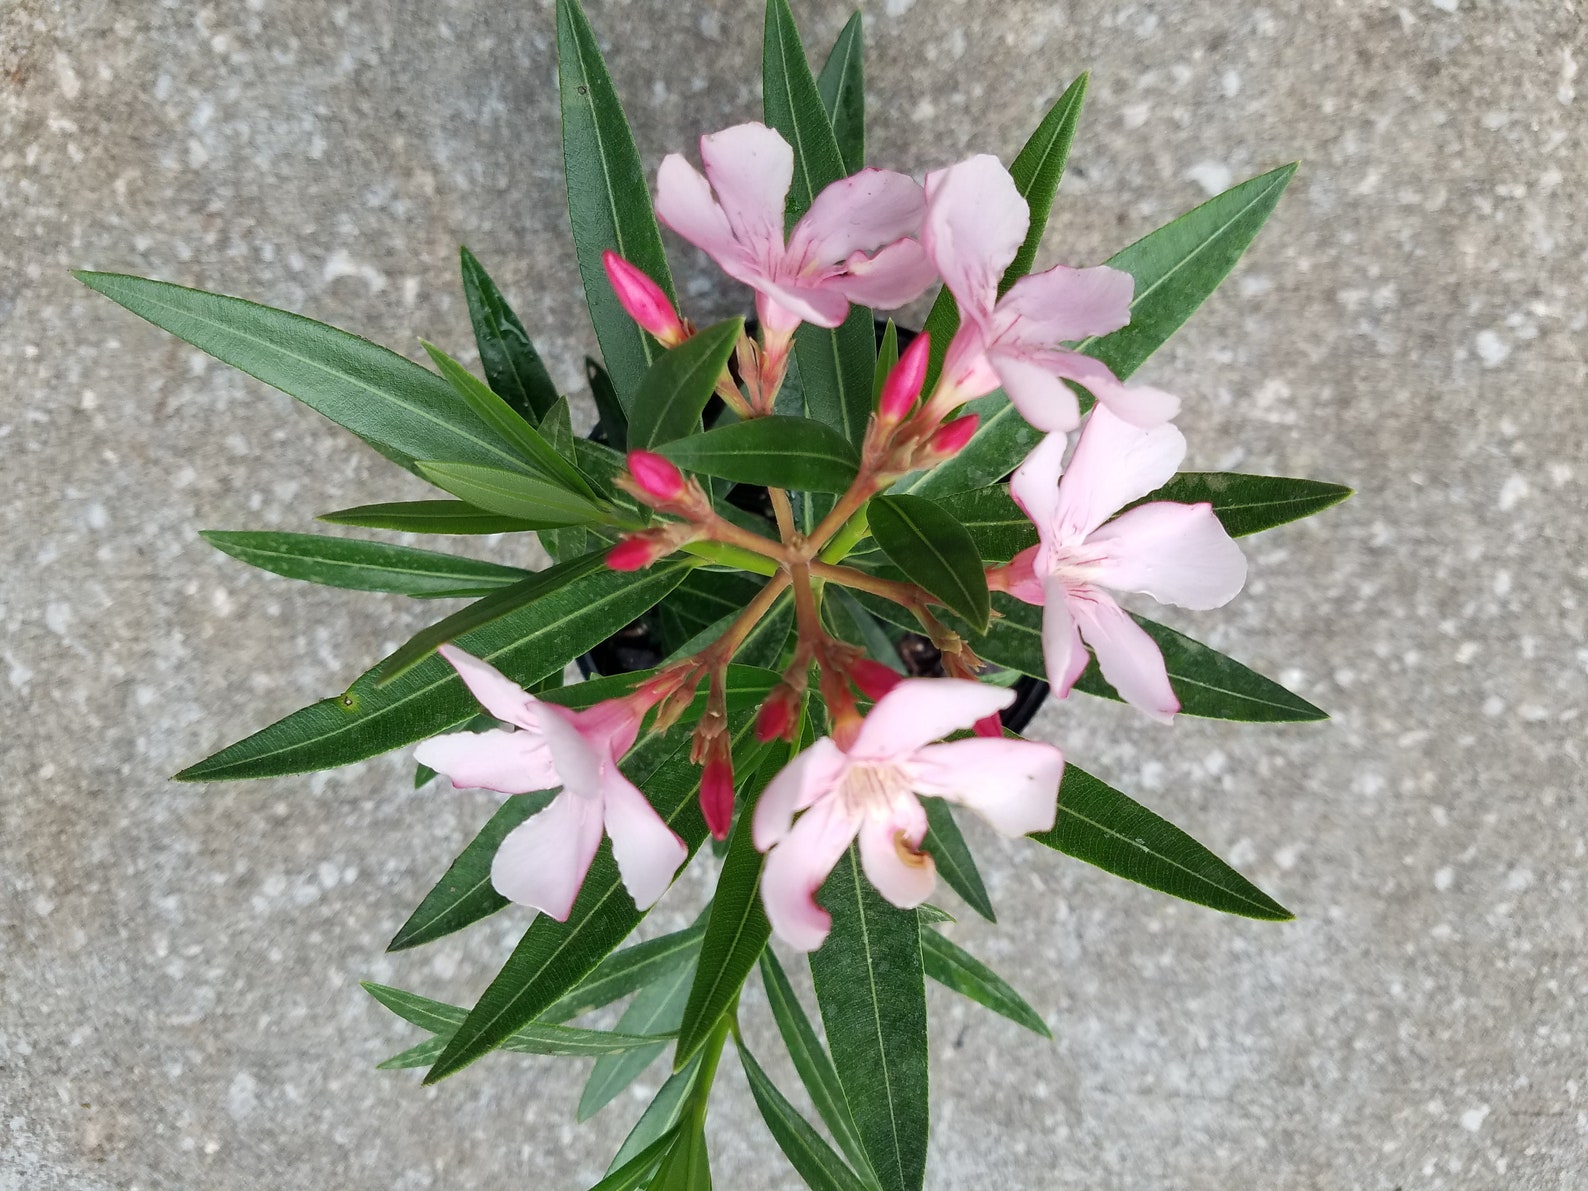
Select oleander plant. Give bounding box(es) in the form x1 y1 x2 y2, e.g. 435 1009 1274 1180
79 1 1349 1187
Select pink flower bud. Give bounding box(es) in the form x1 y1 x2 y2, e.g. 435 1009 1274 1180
755 687 798 743
877 332 931 423
626 450 686 502
926 414 979 457
849 658 902 702
603 251 686 346
606 532 669 572
973 711 1004 738
700 745 736 840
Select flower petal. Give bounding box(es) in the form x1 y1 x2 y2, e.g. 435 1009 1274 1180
788 168 925 267
601 770 687 910
655 153 753 283
857 799 936 909
1044 576 1091 697
1008 430 1068 544
753 737 846 851
1053 404 1187 542
1002 544 1047 606
755 278 853 329
921 155 1029 327
913 738 1064 837
1045 351 1180 428
523 701 604 796
994 264 1134 345
990 351 1082 433
1089 501 1248 609
850 678 1015 760
437 644 535 728
698 122 793 265
760 798 861 952
1070 590 1179 723
490 790 604 920
413 728 558 794
823 239 938 310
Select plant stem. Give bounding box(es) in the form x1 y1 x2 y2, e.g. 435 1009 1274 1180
768 486 797 544
809 560 930 607
687 1005 735 1130
817 507 870 564
681 541 779 576
705 571 792 663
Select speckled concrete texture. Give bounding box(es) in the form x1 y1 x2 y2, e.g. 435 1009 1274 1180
3 0 1584 1187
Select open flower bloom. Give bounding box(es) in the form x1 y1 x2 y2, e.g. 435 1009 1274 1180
752 679 1065 951
922 154 1179 432
1005 406 1248 722
413 646 687 921
655 122 936 338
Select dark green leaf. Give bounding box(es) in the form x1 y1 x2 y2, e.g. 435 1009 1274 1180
588 357 629 452
545 917 707 1023
537 396 593 562
175 559 691 781
931 485 1037 564
557 0 676 408
658 416 860 493
416 461 606 527
920 798 994 923
760 950 873 1180
589 1131 677 1191
868 494 990 632
200 531 528 598
815 11 865 173
1134 472 1353 537
919 929 1049 1037
739 1042 873 1191
649 1118 711 1191
915 904 954 926
628 319 744 450
460 246 559 422
578 940 698 1120
74 271 528 476
318 499 538 535
609 1056 701 1173
1030 763 1292 920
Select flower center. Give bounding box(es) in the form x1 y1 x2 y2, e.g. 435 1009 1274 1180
837 761 916 821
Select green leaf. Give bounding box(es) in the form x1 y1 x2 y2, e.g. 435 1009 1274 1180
909 164 1297 499
920 73 1088 389
658 417 860 493
810 847 928 1191
74 271 529 476
578 939 699 1120
537 396 594 562
200 531 529 598
920 798 994 923
868 494 990 632
588 356 629 452
589 1132 677 1191
760 950 873 1180
739 1042 873 1191
815 11 865 173
919 929 1049 1038
175 559 691 781
609 1057 701 1173
1030 763 1292 920
763 0 875 444
459 246 559 423
930 485 1037 565
387 791 556 951
416 461 606 527
628 319 744 450
557 0 676 408
544 917 708 1023
1134 472 1353 537
318 499 538 535
424 714 768 1084
649 1118 712 1191
421 341 599 500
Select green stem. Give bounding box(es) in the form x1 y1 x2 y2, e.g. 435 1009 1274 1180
682 540 780 576
687 1006 735 1130
817 506 870 564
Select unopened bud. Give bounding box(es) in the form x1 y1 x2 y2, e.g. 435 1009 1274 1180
606 531 671 572
973 711 1004 739
604 251 686 346
626 450 686 503
699 742 736 840
848 658 902 702
755 685 799 743
925 414 979 458
877 332 931 423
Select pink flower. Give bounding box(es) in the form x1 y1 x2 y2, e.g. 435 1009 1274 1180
414 646 687 920
921 155 1180 432
1004 406 1247 722
603 251 687 347
752 679 1065 951
655 122 936 339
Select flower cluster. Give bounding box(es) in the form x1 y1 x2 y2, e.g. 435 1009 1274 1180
416 122 1246 952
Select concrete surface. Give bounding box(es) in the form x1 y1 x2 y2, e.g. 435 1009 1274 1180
3 0 1585 1187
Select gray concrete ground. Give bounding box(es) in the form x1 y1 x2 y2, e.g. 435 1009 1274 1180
3 0 1585 1187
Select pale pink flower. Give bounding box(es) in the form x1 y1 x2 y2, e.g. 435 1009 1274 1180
414 646 687 920
752 679 1065 952
654 122 936 339
1004 406 1247 722
922 154 1179 432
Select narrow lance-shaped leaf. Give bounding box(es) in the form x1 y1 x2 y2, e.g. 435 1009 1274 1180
544 915 708 1022
809 846 929 1191
868 494 990 632
175 558 692 781
1133 472 1354 537
920 798 995 923
318 499 538 536
73 272 529 476
658 416 860 493
815 10 865 173
590 1132 678 1191
608 1056 701 1173
416 461 607 528
738 1041 874 1191
557 0 677 408
918 928 1050 1038
460 246 560 422
578 937 700 1120
200 531 530 598
536 396 593 562
588 356 629 452
649 1117 711 1191
1029 763 1293 921
628 318 744 450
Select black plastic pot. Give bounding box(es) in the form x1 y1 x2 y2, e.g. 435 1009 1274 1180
576 322 1050 734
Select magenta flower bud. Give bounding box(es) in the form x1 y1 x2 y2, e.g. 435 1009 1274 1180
603 250 686 346
607 532 669 572
626 450 686 502
926 414 979 457
877 331 931 423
